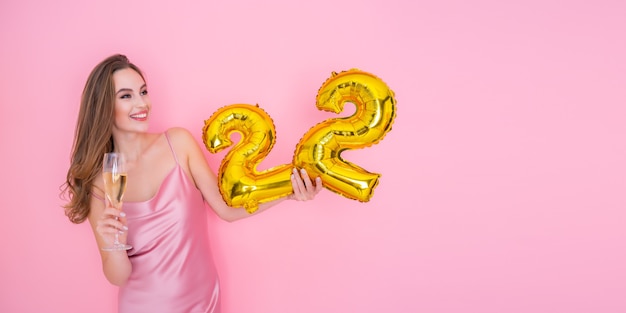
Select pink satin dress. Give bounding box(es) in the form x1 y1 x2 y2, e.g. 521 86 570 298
117 132 221 313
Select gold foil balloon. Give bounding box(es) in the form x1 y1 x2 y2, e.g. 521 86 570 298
202 104 293 213
293 69 397 202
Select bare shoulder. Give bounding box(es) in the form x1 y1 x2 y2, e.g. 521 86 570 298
165 127 195 144
165 126 190 137
163 127 203 161
163 127 196 149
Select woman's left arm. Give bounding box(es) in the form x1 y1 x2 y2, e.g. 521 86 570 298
170 127 322 222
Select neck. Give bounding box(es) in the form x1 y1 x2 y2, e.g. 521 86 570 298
111 131 147 165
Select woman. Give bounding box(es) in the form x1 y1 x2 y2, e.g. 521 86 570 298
62 54 322 312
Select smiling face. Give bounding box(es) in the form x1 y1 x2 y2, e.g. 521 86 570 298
112 68 151 135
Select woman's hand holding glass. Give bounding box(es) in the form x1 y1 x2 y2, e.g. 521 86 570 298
97 204 130 250
100 153 132 251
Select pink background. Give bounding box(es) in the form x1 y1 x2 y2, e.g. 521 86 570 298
1 0 625 312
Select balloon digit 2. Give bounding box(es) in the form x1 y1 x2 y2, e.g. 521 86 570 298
293 69 397 202
202 104 293 213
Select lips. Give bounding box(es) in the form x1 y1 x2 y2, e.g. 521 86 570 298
130 110 149 121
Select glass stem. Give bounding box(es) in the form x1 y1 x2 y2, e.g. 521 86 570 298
114 216 121 245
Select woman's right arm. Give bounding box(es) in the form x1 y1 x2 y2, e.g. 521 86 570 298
87 192 132 286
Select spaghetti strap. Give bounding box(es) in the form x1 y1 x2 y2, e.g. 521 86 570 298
92 192 104 201
164 131 179 165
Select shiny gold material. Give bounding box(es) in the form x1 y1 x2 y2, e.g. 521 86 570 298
203 104 292 213
293 69 397 202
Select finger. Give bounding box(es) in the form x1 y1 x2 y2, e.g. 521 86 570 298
97 224 120 239
290 171 298 200
98 218 127 234
291 168 304 199
98 212 127 231
314 177 323 193
291 177 302 200
117 211 128 224
299 168 313 192
102 206 125 218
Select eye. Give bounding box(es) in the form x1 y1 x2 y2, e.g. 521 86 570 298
141 89 148 96
120 94 131 99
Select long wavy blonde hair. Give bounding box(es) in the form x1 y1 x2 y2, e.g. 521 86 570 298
61 54 145 224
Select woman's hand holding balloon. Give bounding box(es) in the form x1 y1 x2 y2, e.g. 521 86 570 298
289 168 323 201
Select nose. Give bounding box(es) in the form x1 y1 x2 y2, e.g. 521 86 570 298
134 93 150 107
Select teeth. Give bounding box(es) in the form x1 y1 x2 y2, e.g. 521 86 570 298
131 113 147 119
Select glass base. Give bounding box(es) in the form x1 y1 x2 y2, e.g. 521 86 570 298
102 244 132 251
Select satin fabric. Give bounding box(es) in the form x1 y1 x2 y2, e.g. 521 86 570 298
118 133 221 313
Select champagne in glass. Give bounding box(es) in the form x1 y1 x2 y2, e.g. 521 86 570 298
103 171 127 208
102 152 132 251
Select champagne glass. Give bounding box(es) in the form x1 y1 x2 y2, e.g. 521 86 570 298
101 152 132 251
